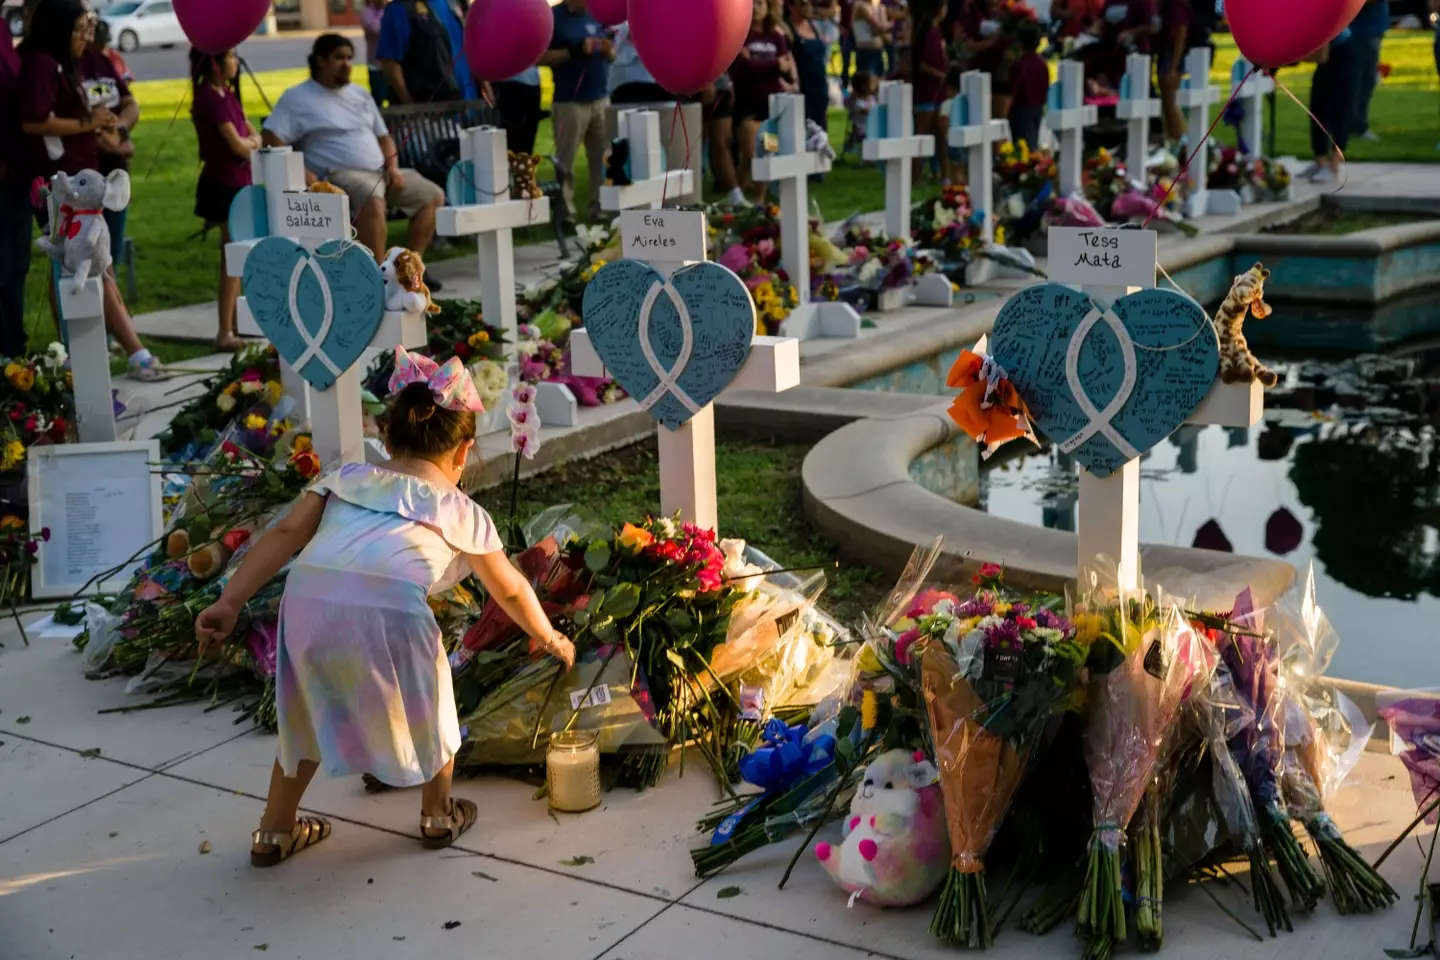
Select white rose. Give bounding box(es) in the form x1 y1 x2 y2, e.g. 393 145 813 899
216 393 236 413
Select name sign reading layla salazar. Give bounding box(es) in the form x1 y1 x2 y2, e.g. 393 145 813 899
279 191 346 239
989 282 1218 477
620 209 707 263
1048 227 1158 290
581 259 756 431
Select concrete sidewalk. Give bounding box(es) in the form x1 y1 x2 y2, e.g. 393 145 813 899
0 615 1431 960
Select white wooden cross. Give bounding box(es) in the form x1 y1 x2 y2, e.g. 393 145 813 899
1022 227 1264 590
751 92 862 342
1116 54 1160 173
1229 57 1274 163
600 109 693 212
1175 47 1241 217
228 146 427 467
437 125 579 431
1045 60 1099 198
567 211 800 531
54 273 113 444
948 70 1012 285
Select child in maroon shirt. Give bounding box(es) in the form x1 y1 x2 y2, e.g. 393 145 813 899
910 0 950 181
1008 24 1048 151
734 0 798 202
190 47 260 351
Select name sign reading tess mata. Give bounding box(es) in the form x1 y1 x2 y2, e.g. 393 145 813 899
1048 227 1158 290
281 192 345 238
621 209 707 263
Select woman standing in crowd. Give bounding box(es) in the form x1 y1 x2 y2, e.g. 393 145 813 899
958 0 1012 122
783 0 833 134
1306 27 1356 184
909 0 950 181
733 0 798 203
20 0 165 380
851 0 889 76
190 47 260 351
495 67 542 154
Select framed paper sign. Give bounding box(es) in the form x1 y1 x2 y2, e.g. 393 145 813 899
27 441 163 599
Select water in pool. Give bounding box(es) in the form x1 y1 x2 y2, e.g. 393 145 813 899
860 331 1440 688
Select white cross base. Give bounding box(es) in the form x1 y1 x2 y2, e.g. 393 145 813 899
567 213 800 530
600 110 694 212
752 92 861 342
948 71 1012 287
1116 54 1160 172
1046 60 1100 199
1230 57 1275 163
1021 228 1264 590
1175 47 1241 218
56 275 117 444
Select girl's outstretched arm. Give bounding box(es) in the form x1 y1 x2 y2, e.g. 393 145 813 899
194 492 327 652
467 551 576 668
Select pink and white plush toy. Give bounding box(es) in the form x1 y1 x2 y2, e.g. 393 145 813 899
814 749 950 907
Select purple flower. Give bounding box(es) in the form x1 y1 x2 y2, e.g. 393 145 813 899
1034 608 1069 632
958 595 994 618
40 527 50 542
23 539 37 555
984 617 1020 647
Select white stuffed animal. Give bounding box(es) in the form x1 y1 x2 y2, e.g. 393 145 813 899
380 246 437 314
36 169 131 286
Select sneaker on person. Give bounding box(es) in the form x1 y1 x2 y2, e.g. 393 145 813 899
127 354 170 382
1298 161 1323 180
423 270 443 293
725 187 752 208
1310 166 1338 185
1359 129 1380 142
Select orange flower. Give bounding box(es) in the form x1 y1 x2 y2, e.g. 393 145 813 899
944 350 1039 456
292 435 313 454
290 450 322 478
617 522 655 553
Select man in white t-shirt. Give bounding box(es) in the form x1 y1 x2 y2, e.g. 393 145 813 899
262 34 445 268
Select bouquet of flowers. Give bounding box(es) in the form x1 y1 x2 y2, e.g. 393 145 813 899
0 345 74 477
922 563 1088 948
1251 157 1292 201
716 238 801 336
996 140 1058 200
1110 181 1200 237
518 220 622 326
1082 148 1129 221
516 325 626 407
157 345 283 459
0 515 49 615
1207 145 1247 191
911 185 985 266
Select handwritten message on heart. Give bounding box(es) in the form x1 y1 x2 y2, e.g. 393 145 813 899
989 283 1219 477
241 237 385 392
581 260 756 430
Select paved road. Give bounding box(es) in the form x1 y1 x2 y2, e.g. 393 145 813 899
117 29 363 83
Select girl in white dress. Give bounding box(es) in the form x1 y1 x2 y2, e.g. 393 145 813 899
196 347 575 866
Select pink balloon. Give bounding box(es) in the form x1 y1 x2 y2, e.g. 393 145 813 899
629 0 753 95
1226 0 1364 70
464 0 554 81
174 0 271 54
587 0 628 27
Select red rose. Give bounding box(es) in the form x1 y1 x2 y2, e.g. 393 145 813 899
221 529 252 552
290 450 322 478
453 341 472 361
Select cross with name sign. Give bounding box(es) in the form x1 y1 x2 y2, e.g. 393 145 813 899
949 70 1012 285
1117 54 1160 172
228 146 427 466
977 226 1263 590
752 92 862 342
437 126 579 431
1229 58 1275 163
600 109 693 212
568 209 800 531
1045 60 1099 198
1175 47 1241 216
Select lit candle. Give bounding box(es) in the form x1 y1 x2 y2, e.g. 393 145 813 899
547 731 601 813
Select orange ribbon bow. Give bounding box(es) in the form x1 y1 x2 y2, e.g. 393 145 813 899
944 349 1039 458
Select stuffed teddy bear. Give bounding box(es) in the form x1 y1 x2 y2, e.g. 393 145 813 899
35 168 131 285
307 180 346 195
380 247 442 315
604 138 632 186
814 749 951 907
508 151 544 200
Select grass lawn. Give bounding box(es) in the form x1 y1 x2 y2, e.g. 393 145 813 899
502 436 889 627
1261 205 1437 234
18 32 1439 361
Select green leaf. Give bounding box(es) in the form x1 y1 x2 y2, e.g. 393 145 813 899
572 609 591 628
584 541 612 573
665 609 693 633
78 748 101 759
835 705 858 740
559 855 595 867
835 737 855 763
665 649 687 670
604 583 641 619
716 886 743 899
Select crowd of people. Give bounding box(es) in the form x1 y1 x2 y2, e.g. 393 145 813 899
0 0 1428 376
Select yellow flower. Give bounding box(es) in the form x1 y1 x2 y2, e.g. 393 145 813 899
999 141 1015 156
617 522 655 553
264 380 284 405
467 331 491 348
223 382 240 397
993 225 1007 247
1018 141 1031 165
861 689 879 732
7 366 34 391
1072 612 1109 648
0 514 23 530
1097 147 1112 164
292 435 313 454
992 601 1011 617
243 413 267 431
1 441 23 470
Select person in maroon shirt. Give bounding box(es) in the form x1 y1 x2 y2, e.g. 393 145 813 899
19 0 163 381
959 0 1012 120
733 0 798 203
1007 23 1048 151
0 12 32 356
1087 0 1157 94
191 47 261 352
910 0 950 181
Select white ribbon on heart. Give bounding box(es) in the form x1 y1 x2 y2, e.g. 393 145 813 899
1056 306 1141 460
286 255 342 379
635 278 702 416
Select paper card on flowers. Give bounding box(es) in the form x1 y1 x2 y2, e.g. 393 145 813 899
988 282 1218 477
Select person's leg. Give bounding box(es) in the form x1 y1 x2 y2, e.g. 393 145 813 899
403 178 442 255
216 222 242 348
357 195 389 261
494 80 525 149
1353 36 1381 137
840 31 854 91
104 207 127 277
418 757 478 844
551 100 584 218
582 98 609 221
0 180 30 357
1159 71 1182 142
103 273 144 357
737 117 759 199
1308 59 1333 165
252 758 321 854
520 83 542 155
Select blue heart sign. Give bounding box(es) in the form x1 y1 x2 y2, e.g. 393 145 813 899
241 237 385 392
581 259 756 431
989 283 1219 478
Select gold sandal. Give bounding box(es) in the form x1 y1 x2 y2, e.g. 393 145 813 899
420 798 478 850
250 816 332 867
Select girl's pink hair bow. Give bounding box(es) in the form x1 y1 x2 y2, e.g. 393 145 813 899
388 346 487 413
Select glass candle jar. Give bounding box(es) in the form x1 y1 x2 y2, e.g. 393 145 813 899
546 730 601 813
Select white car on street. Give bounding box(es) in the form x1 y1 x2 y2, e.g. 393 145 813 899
99 0 185 53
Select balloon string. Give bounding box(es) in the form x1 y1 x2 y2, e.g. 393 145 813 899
140 58 202 183
1272 72 1348 194
239 56 274 113
659 100 692 210
1141 63 1257 229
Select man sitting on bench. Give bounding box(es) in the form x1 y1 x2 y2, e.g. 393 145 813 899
262 34 445 286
